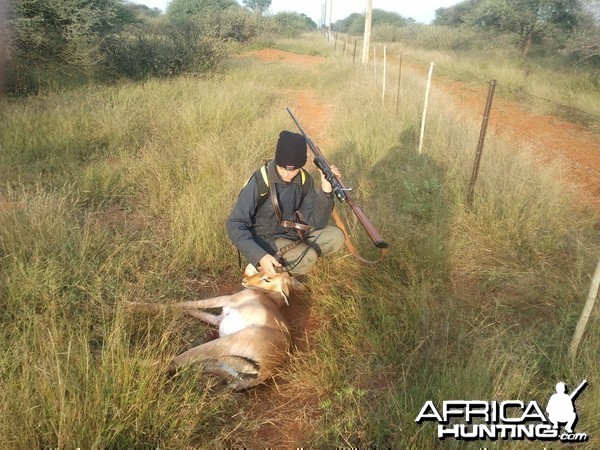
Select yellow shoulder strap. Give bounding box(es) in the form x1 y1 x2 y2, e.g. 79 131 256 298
258 165 305 186
242 164 269 189
260 165 269 185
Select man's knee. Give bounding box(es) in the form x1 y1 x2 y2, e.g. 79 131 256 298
286 246 318 276
329 226 345 253
312 225 345 256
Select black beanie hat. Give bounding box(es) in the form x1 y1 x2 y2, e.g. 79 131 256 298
275 130 307 170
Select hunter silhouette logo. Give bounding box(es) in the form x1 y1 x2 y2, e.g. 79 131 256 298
415 379 589 442
546 380 587 435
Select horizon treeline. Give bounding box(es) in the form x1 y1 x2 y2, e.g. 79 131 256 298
2 0 316 95
332 0 600 62
2 0 599 97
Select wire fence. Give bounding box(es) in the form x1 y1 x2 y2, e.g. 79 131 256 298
325 31 600 355
327 32 600 122
322 30 600 210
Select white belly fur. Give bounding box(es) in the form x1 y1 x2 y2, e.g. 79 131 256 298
219 306 245 337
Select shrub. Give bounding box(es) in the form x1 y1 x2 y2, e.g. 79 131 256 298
214 8 274 43
372 24 404 43
5 0 138 93
103 18 227 80
378 24 505 52
271 12 317 38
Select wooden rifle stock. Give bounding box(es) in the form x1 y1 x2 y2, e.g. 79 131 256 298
286 108 388 264
347 199 388 249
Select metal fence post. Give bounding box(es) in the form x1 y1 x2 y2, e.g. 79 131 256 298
467 79 497 206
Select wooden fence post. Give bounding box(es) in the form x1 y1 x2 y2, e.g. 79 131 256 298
569 258 600 360
418 62 434 154
382 46 387 103
373 45 377 79
395 51 403 116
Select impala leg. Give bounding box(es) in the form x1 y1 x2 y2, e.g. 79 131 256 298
184 309 222 326
169 294 238 310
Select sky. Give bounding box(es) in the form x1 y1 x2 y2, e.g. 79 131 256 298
129 0 462 25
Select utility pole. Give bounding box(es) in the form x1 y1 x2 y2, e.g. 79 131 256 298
328 0 333 41
361 0 373 65
321 2 325 31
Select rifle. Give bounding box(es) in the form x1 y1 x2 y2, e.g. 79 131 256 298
569 379 587 400
286 107 388 265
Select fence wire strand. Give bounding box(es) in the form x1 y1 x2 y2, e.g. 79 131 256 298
331 35 599 122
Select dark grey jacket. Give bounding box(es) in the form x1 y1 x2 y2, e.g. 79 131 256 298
227 160 334 267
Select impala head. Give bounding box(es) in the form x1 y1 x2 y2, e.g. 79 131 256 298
242 264 291 306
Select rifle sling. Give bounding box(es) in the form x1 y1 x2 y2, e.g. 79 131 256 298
332 207 387 266
269 182 311 262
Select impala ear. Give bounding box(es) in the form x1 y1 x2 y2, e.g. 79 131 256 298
244 263 259 277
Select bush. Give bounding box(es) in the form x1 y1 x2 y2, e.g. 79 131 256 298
336 9 407 35
271 12 316 38
216 8 264 42
5 0 138 93
103 18 227 80
371 24 404 43
377 24 505 52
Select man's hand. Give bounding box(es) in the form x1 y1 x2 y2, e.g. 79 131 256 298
258 254 282 277
319 164 341 193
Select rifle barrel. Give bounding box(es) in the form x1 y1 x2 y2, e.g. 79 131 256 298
569 379 588 400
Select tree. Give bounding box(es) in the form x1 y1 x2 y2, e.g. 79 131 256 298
166 2 263 43
127 3 162 18
8 0 136 70
332 13 362 33
372 9 408 27
272 12 316 37
434 0 483 26
167 0 238 17
562 0 600 63
1 1 7 91
335 9 407 35
463 0 583 56
242 0 271 16
104 17 227 79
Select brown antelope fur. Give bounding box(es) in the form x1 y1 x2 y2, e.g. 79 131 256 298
126 264 292 390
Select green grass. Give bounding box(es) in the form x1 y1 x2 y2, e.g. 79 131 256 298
1 32 598 448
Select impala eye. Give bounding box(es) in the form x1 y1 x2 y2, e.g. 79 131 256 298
261 276 271 283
